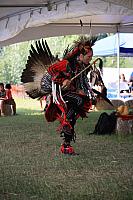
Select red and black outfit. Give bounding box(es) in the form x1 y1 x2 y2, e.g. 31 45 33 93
21 37 101 154
41 47 92 154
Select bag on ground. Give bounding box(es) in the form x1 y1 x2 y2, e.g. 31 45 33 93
92 112 117 135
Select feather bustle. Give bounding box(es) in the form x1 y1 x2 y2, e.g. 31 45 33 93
21 39 54 99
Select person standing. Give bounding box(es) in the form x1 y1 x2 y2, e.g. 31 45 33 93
119 73 129 93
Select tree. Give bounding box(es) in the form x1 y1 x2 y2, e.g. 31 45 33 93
0 34 132 84
0 41 33 84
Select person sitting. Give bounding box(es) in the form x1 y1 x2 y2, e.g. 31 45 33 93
128 72 133 92
119 73 129 93
4 83 16 115
120 73 127 82
0 82 6 116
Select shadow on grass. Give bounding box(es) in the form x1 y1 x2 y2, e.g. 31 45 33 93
0 108 133 200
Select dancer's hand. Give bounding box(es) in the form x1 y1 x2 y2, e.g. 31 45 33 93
62 79 71 90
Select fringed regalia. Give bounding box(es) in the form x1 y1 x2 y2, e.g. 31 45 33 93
21 36 104 155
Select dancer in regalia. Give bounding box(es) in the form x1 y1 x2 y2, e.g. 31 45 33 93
21 36 104 155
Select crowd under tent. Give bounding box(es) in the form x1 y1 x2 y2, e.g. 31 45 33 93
93 32 133 97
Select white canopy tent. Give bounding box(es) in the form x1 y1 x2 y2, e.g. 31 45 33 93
93 33 133 97
0 0 133 47
0 0 133 98
93 33 133 57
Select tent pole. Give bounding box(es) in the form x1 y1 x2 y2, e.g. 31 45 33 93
116 32 120 98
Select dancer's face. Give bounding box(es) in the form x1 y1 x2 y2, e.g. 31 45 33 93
79 46 93 64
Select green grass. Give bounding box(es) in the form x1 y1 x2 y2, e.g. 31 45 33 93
0 98 133 200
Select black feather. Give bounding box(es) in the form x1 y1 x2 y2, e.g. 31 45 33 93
98 58 103 71
21 39 54 99
45 40 54 62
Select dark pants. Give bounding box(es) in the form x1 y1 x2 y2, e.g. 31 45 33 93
61 92 84 142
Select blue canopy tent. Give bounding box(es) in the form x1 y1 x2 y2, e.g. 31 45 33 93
93 33 133 57
92 33 133 98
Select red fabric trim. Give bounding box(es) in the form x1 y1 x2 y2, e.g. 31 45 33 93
45 96 72 131
45 94 91 132
45 102 62 122
118 115 133 121
60 144 75 154
48 60 68 76
48 60 70 84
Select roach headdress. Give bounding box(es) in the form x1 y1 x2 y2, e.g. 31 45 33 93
63 35 98 61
